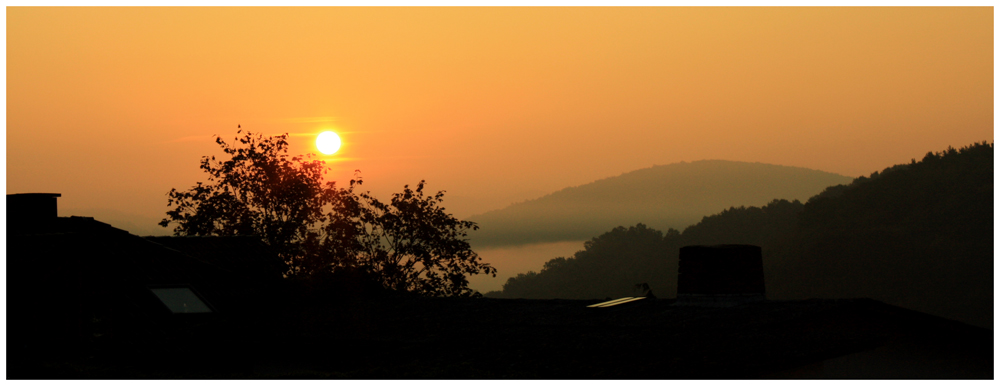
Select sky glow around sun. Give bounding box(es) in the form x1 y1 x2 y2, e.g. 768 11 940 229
5 7 992 228
316 131 342 155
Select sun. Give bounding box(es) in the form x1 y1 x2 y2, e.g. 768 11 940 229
316 131 342 155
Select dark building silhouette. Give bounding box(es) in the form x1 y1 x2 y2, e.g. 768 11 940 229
7 193 288 375
145 235 286 281
676 244 765 306
8 192 61 223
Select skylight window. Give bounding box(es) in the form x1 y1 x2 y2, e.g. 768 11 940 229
587 297 646 308
150 287 213 314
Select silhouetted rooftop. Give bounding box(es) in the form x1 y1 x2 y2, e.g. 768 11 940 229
251 296 988 378
146 235 285 281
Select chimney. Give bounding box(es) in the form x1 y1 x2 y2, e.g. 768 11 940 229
676 244 765 307
7 193 62 225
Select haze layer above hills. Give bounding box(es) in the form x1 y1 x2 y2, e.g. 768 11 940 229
467 160 853 247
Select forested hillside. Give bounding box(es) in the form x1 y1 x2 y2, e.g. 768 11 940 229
487 142 993 328
490 199 804 300
766 142 993 328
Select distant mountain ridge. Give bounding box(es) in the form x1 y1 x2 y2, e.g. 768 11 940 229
467 160 853 247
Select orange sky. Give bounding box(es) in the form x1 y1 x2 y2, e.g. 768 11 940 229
7 7 993 227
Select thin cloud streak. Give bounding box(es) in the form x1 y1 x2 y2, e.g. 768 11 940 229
282 117 338 123
165 135 215 144
287 131 365 137
313 156 360 163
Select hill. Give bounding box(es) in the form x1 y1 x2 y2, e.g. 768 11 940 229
467 160 852 247
489 200 804 301
767 142 993 328
489 142 993 328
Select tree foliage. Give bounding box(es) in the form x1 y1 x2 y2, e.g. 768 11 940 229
496 200 802 300
161 130 495 297
161 132 340 257
300 177 497 296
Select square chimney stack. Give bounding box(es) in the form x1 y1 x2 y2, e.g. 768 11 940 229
676 244 765 307
7 193 62 225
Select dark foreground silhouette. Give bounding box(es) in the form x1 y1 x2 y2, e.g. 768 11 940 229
7 208 991 378
9 292 993 379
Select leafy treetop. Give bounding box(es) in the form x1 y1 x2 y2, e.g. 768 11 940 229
161 130 495 297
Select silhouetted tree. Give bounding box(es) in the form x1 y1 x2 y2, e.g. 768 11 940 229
300 176 497 296
493 200 804 300
161 130 495 296
498 223 673 299
160 131 338 259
